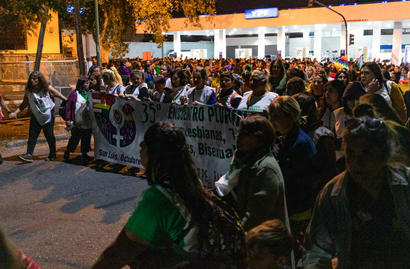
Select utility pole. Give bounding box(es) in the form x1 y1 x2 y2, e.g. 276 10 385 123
34 8 49 72
94 0 101 66
75 0 86 76
308 0 348 57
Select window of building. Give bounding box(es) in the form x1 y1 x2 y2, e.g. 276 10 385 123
381 29 394 35
286 32 303 38
363 29 373 36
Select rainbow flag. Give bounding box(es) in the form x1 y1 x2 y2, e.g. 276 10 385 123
334 56 349 71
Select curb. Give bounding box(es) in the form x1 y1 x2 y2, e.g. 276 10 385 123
6 134 69 148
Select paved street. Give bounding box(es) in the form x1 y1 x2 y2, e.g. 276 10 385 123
0 137 148 268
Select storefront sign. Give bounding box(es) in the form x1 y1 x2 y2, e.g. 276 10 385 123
245 8 278 19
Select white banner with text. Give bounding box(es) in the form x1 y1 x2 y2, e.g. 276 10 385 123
89 93 255 186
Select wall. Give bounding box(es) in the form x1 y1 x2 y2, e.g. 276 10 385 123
122 41 214 59
4 11 60 54
226 36 277 46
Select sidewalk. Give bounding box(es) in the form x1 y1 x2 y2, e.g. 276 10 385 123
0 117 68 151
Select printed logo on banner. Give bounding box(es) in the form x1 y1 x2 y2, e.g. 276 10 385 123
91 93 136 147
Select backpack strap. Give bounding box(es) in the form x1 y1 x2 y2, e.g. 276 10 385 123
115 84 122 95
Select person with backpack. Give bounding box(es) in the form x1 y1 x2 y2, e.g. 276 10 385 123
216 73 242 109
102 71 125 97
92 121 246 269
8 71 67 162
215 115 289 231
124 71 150 102
63 77 93 164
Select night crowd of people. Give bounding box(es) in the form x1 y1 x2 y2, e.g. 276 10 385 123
1 55 410 269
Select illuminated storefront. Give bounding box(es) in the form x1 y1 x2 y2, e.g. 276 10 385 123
130 1 410 63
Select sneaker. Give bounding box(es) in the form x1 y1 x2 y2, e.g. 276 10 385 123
45 153 57 162
81 154 93 164
63 151 70 161
19 153 33 163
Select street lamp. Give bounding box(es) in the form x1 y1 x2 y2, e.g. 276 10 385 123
307 0 348 57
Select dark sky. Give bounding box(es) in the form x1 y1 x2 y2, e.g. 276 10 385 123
215 0 400 14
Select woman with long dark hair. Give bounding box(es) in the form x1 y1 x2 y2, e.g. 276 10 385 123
163 69 190 103
268 58 287 95
9 71 67 162
360 62 407 122
183 69 216 105
92 122 246 269
64 77 93 163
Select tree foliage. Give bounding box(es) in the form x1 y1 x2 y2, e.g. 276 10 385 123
0 0 66 35
127 0 216 44
1 0 215 57
62 0 215 55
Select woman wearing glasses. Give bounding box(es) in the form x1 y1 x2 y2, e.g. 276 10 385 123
304 117 410 269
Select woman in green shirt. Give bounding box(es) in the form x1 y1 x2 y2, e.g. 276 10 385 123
92 122 245 269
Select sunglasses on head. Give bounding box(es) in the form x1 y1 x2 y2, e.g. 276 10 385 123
345 118 384 131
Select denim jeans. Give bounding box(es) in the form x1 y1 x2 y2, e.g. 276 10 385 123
27 114 56 155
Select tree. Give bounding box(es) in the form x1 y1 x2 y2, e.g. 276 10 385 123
0 0 67 70
127 0 216 44
60 0 216 61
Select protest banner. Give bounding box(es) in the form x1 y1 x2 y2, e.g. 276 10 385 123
89 92 255 186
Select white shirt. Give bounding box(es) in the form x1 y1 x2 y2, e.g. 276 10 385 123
131 83 148 97
108 84 125 96
237 91 278 112
183 85 215 104
165 77 172 89
27 91 55 125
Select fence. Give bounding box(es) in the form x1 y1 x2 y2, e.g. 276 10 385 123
0 55 80 88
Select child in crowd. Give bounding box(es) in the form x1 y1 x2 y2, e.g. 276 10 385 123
246 219 294 269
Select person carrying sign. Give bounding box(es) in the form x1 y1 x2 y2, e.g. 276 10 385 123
64 77 93 164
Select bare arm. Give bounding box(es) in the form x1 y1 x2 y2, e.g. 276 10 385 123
9 94 29 119
48 86 67 101
0 95 11 114
126 94 141 102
